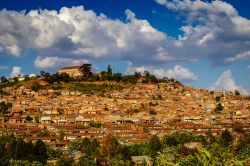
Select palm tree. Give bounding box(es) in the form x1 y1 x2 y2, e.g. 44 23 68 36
156 152 169 166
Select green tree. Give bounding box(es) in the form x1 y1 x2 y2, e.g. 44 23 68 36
35 116 39 123
82 137 91 154
235 90 240 96
162 134 179 147
80 64 92 78
108 154 131 166
1 76 8 83
25 115 33 122
149 135 162 157
90 138 100 155
58 130 65 141
9 159 43 166
0 101 12 115
47 148 63 159
116 145 132 160
214 103 223 113
57 155 74 166
40 71 45 77
59 73 70 82
79 154 97 166
134 71 141 78
13 77 18 82
24 141 34 158
220 129 233 147
33 140 47 162
31 82 42 92
68 140 82 151
15 138 25 159
215 96 221 102
107 65 112 76
101 133 118 157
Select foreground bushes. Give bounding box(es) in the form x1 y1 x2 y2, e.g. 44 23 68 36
1 130 250 165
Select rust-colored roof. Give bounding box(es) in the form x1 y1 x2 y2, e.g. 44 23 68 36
59 66 81 70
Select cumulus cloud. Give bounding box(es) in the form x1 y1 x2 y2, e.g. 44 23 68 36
165 65 198 82
34 56 89 68
10 66 22 77
0 7 169 67
209 70 248 95
126 62 197 82
0 65 9 70
156 0 250 65
226 51 250 63
0 1 250 67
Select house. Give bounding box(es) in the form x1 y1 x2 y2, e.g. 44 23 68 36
29 73 37 79
58 66 83 77
9 116 24 124
18 76 25 81
45 141 68 150
235 115 247 121
41 116 52 124
69 150 82 162
75 115 91 125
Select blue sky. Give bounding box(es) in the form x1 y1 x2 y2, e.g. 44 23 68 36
0 0 249 95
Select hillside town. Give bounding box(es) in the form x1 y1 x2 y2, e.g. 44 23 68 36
0 65 250 155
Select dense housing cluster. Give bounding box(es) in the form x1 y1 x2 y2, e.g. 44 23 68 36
0 65 250 165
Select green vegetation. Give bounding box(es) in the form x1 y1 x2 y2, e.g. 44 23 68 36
0 76 8 83
37 130 50 137
89 121 102 128
235 90 241 96
25 115 33 122
2 63 177 87
215 96 221 102
220 129 233 147
0 101 12 115
0 135 48 164
35 116 40 123
149 101 158 107
31 82 43 92
58 130 65 141
152 94 163 100
0 88 10 96
80 64 92 78
149 110 157 115
0 130 250 165
214 103 224 113
67 83 123 94
126 108 140 115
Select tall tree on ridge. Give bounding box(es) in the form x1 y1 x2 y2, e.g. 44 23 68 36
80 64 93 78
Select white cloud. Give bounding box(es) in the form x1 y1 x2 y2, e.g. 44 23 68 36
6 44 21 57
156 0 250 65
0 1 250 66
34 56 89 68
0 7 168 66
10 66 22 77
226 51 250 63
34 56 68 68
0 65 9 70
165 65 198 82
125 9 135 21
247 65 250 70
209 70 248 95
126 63 197 82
